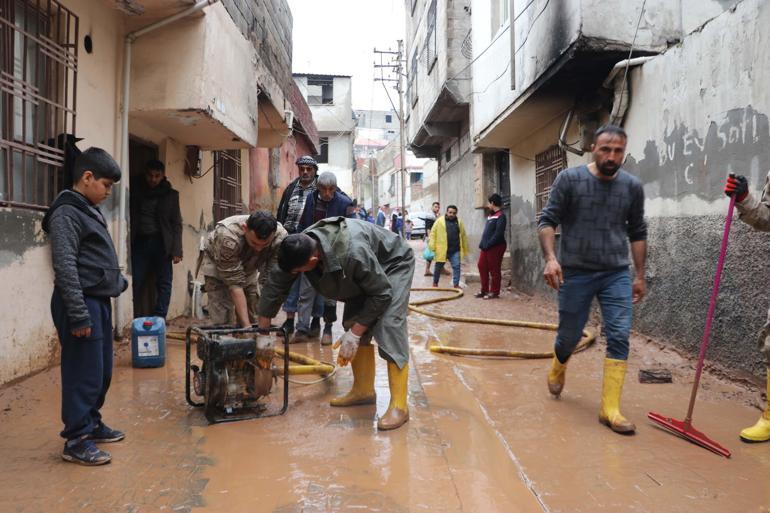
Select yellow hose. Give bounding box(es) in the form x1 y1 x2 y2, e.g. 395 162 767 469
408 287 595 358
277 364 335 376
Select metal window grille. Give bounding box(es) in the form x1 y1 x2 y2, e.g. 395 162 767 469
426 0 437 72
535 145 567 219
0 0 78 210
408 54 418 107
213 150 242 222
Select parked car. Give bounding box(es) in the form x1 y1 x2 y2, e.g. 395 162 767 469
409 212 431 239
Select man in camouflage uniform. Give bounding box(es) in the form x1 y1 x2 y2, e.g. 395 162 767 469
200 211 286 328
724 173 770 443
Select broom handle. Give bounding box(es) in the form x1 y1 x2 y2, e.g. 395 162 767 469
685 194 736 425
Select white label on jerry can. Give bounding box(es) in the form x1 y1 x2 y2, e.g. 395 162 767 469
138 335 160 357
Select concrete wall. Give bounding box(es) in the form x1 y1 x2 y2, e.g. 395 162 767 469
0 0 126 386
294 76 354 194
470 0 680 143
130 3 258 148
498 0 770 378
437 125 486 261
621 0 770 378
405 0 472 143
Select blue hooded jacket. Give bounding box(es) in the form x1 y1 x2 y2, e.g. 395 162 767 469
298 189 354 231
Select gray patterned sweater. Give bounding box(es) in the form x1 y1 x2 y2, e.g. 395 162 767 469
538 165 647 271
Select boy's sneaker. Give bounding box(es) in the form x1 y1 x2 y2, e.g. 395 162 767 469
309 317 321 338
88 422 125 443
321 324 333 346
62 437 111 466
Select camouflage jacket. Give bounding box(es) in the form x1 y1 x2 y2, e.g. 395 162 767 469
736 172 770 232
200 215 287 290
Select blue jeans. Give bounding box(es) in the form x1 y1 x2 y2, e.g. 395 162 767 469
131 235 173 318
433 250 461 287
554 268 632 363
282 278 302 314
296 274 325 332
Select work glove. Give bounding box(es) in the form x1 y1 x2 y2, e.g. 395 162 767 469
333 330 361 366
724 174 749 202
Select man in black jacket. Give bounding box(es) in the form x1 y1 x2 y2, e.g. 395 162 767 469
275 155 319 334
130 160 183 319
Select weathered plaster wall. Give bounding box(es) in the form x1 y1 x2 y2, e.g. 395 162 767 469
0 0 125 386
621 0 770 378
470 0 680 146
130 3 258 147
405 0 471 143
502 0 770 377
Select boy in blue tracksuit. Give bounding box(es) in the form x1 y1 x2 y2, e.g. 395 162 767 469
42 147 128 465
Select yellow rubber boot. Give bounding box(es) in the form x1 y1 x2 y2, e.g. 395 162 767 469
740 371 770 443
330 345 376 407
547 356 567 397
377 362 409 431
598 358 636 434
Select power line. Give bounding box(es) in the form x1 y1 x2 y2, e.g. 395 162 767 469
620 0 648 88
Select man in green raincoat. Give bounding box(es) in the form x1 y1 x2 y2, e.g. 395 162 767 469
257 217 414 430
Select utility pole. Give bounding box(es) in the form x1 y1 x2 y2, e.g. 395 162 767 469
374 41 407 237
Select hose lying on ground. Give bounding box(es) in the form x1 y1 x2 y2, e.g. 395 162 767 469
408 287 595 358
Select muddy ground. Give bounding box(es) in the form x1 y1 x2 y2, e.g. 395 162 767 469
1 251 768 513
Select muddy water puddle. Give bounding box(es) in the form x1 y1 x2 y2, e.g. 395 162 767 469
0 282 769 512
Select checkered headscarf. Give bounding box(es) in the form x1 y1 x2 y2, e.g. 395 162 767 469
295 155 318 170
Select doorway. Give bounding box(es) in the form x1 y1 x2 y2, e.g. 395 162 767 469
129 137 159 318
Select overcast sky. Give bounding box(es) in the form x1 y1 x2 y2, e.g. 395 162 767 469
287 0 406 112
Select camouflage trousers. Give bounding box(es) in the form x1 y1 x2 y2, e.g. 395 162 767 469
204 275 259 326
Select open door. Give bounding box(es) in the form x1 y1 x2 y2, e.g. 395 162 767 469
128 138 159 318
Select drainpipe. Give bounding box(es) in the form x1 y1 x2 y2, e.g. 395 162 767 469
115 0 219 339
602 56 654 126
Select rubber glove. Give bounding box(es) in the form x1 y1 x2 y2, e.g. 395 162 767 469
724 174 748 202
333 330 361 366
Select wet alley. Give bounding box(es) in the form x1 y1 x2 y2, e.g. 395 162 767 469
1 264 769 513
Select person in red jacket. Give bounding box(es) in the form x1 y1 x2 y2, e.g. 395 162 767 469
475 194 507 299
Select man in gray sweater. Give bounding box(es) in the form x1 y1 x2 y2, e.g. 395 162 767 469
538 125 647 435
43 148 128 465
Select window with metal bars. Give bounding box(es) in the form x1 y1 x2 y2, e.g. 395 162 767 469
535 145 567 220
426 0 437 73
213 150 243 222
0 0 78 210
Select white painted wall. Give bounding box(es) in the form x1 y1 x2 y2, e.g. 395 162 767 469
320 133 354 193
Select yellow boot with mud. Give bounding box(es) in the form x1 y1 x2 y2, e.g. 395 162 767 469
739 371 770 443
377 362 409 431
330 345 376 407
547 356 567 397
598 358 636 434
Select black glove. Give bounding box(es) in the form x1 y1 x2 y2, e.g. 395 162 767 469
724 174 749 202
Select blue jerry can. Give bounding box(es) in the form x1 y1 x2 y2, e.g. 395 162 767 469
131 317 166 368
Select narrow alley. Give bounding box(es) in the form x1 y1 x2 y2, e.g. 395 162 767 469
1 249 767 513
